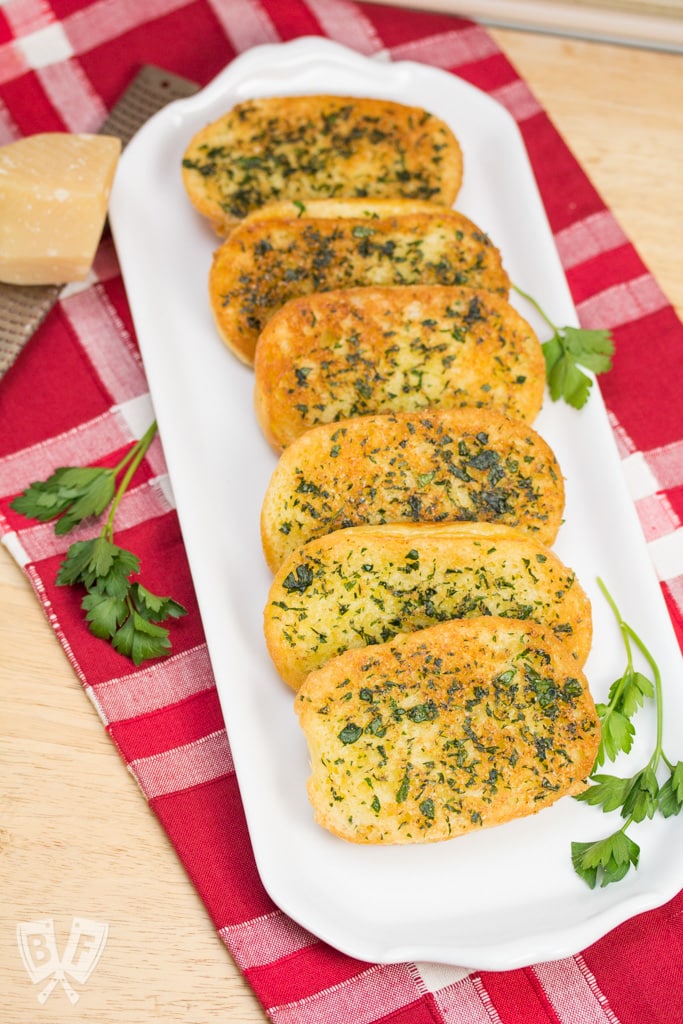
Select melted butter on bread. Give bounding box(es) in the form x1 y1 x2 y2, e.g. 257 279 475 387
182 95 463 235
209 200 510 364
254 285 545 449
265 522 591 690
260 408 565 571
296 616 600 844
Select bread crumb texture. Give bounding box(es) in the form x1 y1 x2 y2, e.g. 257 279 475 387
209 200 509 363
254 285 545 449
260 407 565 571
296 617 600 843
265 522 592 690
181 95 463 234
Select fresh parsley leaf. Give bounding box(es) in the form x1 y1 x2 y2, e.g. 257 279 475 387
562 326 615 373
11 466 117 534
82 591 129 638
659 762 683 817
129 583 187 624
571 579 683 889
112 612 174 666
512 285 615 410
57 538 140 594
11 422 187 665
594 706 635 767
571 831 640 889
614 669 654 717
543 328 614 409
80 581 186 663
544 340 594 409
593 651 655 770
575 773 633 813
620 767 659 823
57 543 187 663
594 656 654 768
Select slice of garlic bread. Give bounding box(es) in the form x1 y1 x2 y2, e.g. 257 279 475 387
254 285 545 448
181 95 463 235
295 616 600 844
265 522 591 690
209 200 510 363
260 408 565 571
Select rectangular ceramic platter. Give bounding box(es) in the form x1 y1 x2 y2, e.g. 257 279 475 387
109 38 683 969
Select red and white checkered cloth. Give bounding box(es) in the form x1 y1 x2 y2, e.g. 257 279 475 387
1 2 682 1021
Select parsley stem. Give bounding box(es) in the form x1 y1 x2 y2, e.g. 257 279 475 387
511 283 558 333
598 577 666 769
597 577 636 708
573 581 682 886
113 434 149 475
103 421 158 540
623 621 665 768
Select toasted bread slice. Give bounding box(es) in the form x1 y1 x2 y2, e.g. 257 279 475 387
209 200 510 363
254 285 545 448
295 616 600 844
181 95 463 235
260 408 565 571
265 522 591 689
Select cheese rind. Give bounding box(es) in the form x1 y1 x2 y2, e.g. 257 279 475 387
0 133 121 285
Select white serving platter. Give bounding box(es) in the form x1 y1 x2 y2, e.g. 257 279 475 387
109 37 683 970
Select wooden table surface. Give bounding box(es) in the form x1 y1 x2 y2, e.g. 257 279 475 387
1 27 682 1024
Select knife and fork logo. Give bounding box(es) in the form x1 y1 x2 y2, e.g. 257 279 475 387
17 917 108 1004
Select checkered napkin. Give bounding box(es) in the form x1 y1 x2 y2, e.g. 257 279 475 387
1 2 682 1021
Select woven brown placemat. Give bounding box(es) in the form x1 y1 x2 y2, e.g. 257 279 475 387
0 65 199 380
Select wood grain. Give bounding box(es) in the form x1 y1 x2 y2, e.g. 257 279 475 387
1 30 680 1023
368 0 683 50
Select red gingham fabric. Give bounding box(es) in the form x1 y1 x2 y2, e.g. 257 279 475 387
1 2 683 1022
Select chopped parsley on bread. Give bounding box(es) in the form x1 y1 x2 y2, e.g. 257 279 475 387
184 92 600 853
254 285 545 448
295 616 600 843
209 200 510 363
265 522 591 690
260 408 565 571
181 95 463 235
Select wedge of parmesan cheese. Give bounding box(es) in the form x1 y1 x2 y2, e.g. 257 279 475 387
0 133 121 285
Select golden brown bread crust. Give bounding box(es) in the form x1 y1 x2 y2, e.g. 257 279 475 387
260 408 565 571
240 198 438 222
265 522 592 690
254 285 545 449
295 616 600 844
209 200 510 364
181 95 463 235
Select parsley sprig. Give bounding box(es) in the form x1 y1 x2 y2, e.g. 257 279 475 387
10 421 187 665
571 579 683 888
513 285 615 409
